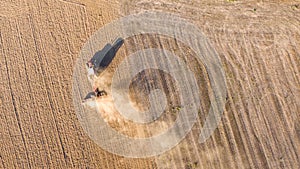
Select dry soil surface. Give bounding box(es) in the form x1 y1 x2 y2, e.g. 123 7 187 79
0 0 299 169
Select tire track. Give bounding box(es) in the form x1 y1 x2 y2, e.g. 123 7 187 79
2 18 35 169
1 0 299 168
0 23 20 169
124 1 300 168
27 8 68 167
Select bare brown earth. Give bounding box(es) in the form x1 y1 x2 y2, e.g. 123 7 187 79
0 0 299 169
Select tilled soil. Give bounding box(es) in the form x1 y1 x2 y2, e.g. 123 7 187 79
1 0 299 168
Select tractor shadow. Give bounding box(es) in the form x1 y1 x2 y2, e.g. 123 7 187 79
84 91 96 100
83 37 124 101
90 37 124 75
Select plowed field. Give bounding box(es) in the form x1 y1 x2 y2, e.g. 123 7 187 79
0 0 299 168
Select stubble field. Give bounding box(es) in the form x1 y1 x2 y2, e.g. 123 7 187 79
0 0 299 168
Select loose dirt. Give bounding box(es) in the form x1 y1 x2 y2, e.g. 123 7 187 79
1 0 299 168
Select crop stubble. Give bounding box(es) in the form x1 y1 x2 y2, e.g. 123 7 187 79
0 0 299 168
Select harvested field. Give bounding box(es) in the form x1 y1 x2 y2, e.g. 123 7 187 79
0 0 299 169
